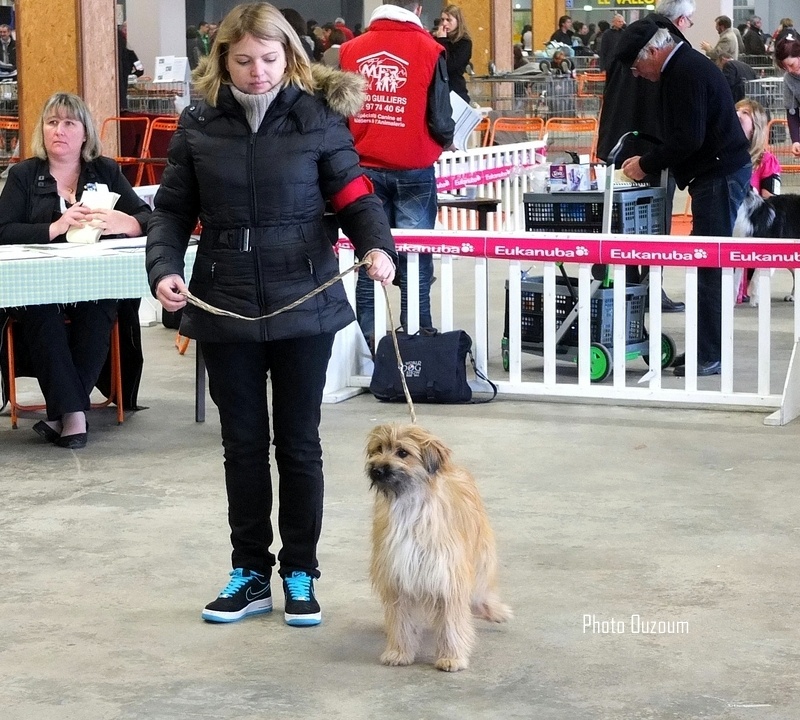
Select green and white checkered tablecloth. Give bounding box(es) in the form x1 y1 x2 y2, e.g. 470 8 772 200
0 243 197 308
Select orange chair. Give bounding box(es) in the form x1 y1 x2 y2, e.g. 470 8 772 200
486 116 544 147
671 195 692 236
100 115 151 179
135 116 179 185
0 115 19 165
767 119 800 175
474 116 491 146
5 317 124 429
543 116 598 162
576 73 606 117
175 333 191 355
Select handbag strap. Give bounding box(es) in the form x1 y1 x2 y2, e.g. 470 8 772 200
467 350 498 403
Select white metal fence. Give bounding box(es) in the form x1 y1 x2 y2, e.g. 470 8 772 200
324 143 800 426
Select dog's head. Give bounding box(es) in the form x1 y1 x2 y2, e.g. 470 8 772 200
365 423 452 498
733 187 776 238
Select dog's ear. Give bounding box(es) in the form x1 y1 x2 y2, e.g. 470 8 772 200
365 423 393 458
420 434 451 476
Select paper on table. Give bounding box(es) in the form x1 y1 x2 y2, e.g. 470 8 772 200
96 236 148 250
37 242 122 257
66 189 121 244
0 246 56 261
449 91 482 152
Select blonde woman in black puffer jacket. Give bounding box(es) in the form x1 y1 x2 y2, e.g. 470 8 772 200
146 2 396 629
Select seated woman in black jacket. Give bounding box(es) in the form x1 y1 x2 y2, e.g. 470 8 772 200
0 92 151 449
435 4 473 104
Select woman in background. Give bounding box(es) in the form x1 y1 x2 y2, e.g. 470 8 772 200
774 34 800 159
0 92 151 448
736 98 781 198
434 4 472 104
520 24 532 52
735 98 782 304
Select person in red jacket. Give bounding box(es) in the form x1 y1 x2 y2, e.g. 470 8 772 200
340 0 454 345
334 17 354 41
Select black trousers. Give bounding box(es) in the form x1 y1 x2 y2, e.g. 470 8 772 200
201 333 335 580
13 301 117 420
688 164 751 363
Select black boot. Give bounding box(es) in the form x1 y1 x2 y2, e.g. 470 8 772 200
661 290 685 313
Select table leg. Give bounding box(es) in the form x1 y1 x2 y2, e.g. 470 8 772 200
195 343 206 423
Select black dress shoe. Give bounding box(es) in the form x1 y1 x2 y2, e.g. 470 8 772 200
32 421 60 444
672 353 685 367
57 432 88 449
661 291 685 313
674 360 722 377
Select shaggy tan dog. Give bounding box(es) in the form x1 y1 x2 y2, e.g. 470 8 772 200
365 423 512 672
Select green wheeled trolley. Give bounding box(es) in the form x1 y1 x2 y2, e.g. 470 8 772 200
502 132 677 381
500 272 676 382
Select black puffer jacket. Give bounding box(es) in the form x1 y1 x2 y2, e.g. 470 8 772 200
146 66 395 343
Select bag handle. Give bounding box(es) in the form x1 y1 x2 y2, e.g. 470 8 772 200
467 350 498 404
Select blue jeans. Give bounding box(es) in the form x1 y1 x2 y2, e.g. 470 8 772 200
688 163 751 363
356 166 438 339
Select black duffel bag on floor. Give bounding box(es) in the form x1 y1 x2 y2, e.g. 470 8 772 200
369 329 497 404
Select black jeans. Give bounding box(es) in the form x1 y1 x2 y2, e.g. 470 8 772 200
13 300 117 420
201 333 334 580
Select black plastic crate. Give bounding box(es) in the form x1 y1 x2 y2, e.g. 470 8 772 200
523 188 665 235
503 276 647 347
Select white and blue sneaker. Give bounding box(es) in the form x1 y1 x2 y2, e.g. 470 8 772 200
283 571 321 627
202 568 272 623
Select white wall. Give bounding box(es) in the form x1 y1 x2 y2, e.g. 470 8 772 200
683 0 733 49
126 0 187 79
363 0 381 27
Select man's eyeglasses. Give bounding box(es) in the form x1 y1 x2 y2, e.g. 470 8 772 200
681 16 694 28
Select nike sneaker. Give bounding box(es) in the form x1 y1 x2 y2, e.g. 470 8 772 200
201 568 272 623
283 571 321 627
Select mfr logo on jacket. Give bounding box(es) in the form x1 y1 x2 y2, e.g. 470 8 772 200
353 52 410 128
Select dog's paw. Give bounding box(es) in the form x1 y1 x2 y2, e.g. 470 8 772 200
380 649 415 666
435 656 469 672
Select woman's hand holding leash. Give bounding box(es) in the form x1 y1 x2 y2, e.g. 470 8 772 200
364 250 396 286
156 274 188 312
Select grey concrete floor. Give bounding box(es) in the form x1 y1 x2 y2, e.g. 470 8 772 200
2 323 800 719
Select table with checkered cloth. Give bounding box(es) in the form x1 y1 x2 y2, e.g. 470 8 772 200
0 239 197 308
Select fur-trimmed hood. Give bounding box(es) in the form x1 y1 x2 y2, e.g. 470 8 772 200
311 64 366 118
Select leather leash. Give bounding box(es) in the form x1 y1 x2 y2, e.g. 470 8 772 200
179 257 417 424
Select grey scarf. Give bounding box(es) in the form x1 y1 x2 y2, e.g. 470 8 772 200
230 82 283 132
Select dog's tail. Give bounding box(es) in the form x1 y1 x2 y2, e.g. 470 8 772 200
472 591 513 623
